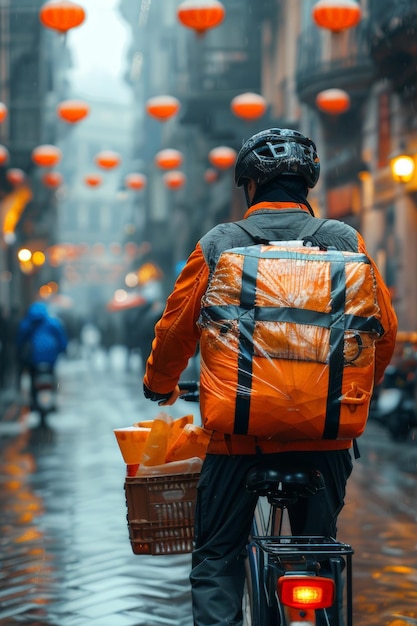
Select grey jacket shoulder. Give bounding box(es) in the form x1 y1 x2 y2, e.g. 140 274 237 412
311 217 360 248
200 222 244 271
199 212 360 272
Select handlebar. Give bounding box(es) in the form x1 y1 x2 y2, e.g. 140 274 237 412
178 381 200 402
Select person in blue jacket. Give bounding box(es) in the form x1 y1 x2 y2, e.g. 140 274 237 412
16 302 68 413
17 302 68 367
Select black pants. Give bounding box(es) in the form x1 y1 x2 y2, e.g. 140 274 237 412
190 449 353 626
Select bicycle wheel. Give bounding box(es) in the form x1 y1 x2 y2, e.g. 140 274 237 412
242 549 259 626
243 546 276 626
242 564 253 626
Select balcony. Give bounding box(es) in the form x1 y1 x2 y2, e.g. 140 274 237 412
177 45 262 142
368 0 417 98
176 0 262 140
296 21 375 108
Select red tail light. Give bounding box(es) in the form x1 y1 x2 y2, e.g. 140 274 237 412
277 575 335 609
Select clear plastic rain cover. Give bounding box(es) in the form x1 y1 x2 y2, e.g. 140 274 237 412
197 243 383 441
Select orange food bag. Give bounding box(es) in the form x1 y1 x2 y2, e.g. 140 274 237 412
168 414 194 447
141 419 171 466
134 457 203 476
133 419 154 428
134 411 173 430
166 423 211 462
113 426 151 464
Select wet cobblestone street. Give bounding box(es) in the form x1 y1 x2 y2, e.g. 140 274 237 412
1 349 417 625
0 351 198 626
338 422 417 625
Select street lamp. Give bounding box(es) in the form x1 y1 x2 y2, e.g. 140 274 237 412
17 248 32 262
390 153 415 183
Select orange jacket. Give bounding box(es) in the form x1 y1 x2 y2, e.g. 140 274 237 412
144 203 398 454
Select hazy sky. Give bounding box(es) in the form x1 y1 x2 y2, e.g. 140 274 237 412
67 0 133 102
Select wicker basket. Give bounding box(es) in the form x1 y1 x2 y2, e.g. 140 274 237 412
124 472 200 555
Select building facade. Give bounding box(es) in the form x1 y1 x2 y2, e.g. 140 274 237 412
0 0 67 386
120 0 417 332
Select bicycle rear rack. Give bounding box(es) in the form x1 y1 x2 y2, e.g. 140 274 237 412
252 535 354 626
253 535 353 556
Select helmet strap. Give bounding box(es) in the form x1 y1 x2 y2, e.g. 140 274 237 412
243 182 251 208
304 199 315 217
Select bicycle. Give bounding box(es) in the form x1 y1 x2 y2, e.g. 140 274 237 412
179 381 354 626
31 362 57 428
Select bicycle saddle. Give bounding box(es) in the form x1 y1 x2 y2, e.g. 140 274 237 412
245 466 325 498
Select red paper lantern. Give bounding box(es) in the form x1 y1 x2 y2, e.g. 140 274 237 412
208 146 237 169
84 174 102 187
6 168 25 186
0 145 9 165
42 172 63 188
231 92 267 121
39 0 86 33
312 0 361 32
177 0 225 36
110 242 122 256
0 102 8 123
32 145 62 167
57 99 90 123
94 150 121 170
125 242 140 258
155 149 183 170
163 171 186 190
146 95 180 122
204 168 218 184
316 88 351 115
92 243 105 256
125 173 147 191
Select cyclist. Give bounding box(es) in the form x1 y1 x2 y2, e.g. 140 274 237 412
16 301 68 409
143 128 398 626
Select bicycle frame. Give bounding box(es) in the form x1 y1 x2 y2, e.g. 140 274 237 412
244 494 354 626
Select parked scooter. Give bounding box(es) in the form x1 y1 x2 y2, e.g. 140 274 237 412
31 363 57 428
369 363 417 441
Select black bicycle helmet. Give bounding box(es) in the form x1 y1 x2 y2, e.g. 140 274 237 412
234 128 320 189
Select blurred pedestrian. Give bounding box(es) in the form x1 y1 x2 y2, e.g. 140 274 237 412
80 321 101 359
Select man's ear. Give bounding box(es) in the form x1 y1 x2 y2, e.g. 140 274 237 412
247 179 257 196
243 178 258 208
247 179 258 204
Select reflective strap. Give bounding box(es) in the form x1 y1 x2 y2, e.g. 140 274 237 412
234 253 258 435
205 305 383 335
323 252 346 438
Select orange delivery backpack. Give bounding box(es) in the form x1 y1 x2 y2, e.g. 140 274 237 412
197 219 385 442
